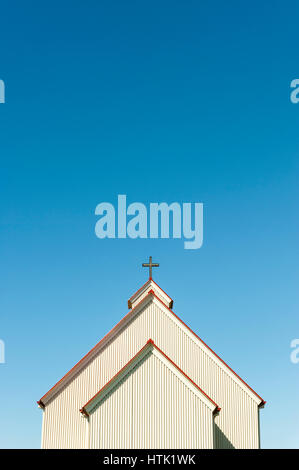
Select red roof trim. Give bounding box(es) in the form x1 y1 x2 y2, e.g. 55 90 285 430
149 291 265 406
38 291 156 404
149 340 220 412
38 288 265 407
128 279 150 306
128 278 173 309
80 339 220 415
151 279 174 309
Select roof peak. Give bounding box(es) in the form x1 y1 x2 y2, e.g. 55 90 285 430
80 339 220 416
128 278 173 310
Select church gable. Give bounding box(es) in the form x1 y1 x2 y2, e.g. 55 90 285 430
80 339 220 416
38 274 266 449
38 286 264 409
128 278 173 309
83 340 218 449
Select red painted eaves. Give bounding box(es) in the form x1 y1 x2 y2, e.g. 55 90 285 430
38 288 265 407
38 290 157 405
148 290 266 407
79 339 220 416
128 278 150 308
128 278 173 309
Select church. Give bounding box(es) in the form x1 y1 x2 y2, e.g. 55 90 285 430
37 257 265 449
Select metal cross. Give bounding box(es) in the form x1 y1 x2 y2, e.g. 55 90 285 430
142 256 159 279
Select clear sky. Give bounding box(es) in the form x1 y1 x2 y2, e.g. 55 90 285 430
0 0 298 448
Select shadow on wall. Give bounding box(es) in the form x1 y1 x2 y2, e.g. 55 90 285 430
214 423 235 449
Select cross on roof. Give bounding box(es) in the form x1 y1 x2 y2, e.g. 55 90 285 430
142 256 159 279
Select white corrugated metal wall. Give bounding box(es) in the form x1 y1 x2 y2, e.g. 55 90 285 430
88 352 214 449
41 297 260 449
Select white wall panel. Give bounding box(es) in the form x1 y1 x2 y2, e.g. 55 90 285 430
41 297 260 449
89 352 214 449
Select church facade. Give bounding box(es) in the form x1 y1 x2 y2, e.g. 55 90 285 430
38 274 265 449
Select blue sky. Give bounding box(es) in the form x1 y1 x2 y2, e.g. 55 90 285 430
0 0 298 448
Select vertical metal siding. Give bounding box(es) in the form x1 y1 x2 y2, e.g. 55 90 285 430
88 353 214 449
41 300 260 449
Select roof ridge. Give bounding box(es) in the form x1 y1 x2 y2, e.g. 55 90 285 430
79 339 221 416
38 290 265 408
